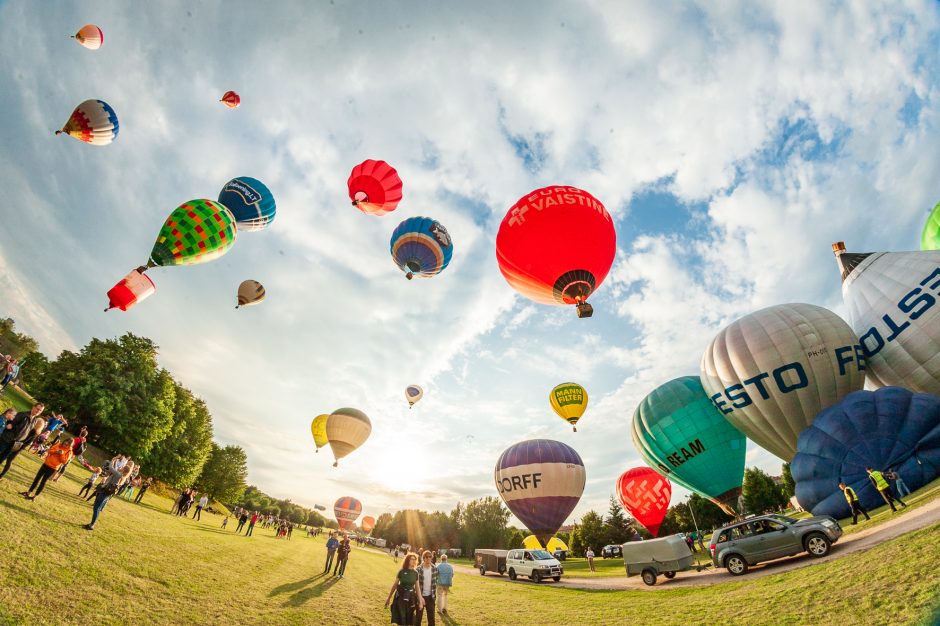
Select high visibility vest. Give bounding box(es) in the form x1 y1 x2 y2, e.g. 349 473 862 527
843 486 859 503
870 471 889 490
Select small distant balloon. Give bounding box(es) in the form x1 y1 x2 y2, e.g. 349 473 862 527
236 280 265 308
72 24 103 50
57 99 119 146
334 497 362 531
218 176 276 232
549 382 588 432
348 159 403 216
405 385 424 408
361 515 376 534
220 91 241 109
310 414 329 453
390 216 454 280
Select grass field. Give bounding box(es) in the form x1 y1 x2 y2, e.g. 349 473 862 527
0 385 34 413
1 451 939 625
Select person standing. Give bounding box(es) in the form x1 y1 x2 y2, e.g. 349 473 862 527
84 462 134 531
235 511 249 533
193 494 209 521
385 553 419 626
79 466 102 498
134 477 153 504
415 550 438 626
839 482 871 524
0 403 46 479
246 512 258 537
324 533 339 573
221 515 229 529
867 467 907 512
0 407 14 431
0 357 16 391
20 438 73 500
886 468 912 499
335 535 352 578
586 547 596 573
436 554 454 616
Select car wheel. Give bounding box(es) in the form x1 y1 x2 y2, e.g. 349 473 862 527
553 576 561 582
533 572 542 583
508 568 517 581
641 569 657 586
479 566 486 576
663 571 676 579
805 533 831 557
725 554 748 576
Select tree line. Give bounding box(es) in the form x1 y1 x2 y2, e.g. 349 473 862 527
3 319 248 504
234 485 335 528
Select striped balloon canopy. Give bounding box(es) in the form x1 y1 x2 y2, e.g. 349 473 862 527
326 407 372 467
236 280 265 308
616 467 671 537
218 176 276 232
334 497 362 531
494 439 585 547
72 24 103 50
146 200 237 268
56 99 119 146
348 159 403 216
390 216 454 280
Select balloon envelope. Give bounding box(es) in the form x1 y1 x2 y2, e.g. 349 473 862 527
106 269 155 312
361 516 376 534
348 159 403 216
920 201 940 250
405 385 424 407
834 246 940 395
616 467 671 537
390 217 453 279
522 535 568 553
311 414 329 452
221 91 241 108
632 376 745 515
792 387 940 518
57 99 118 146
494 439 585 546
334 497 362 531
147 200 237 268
700 302 865 461
236 280 265 308
549 383 588 432
496 186 615 314
218 176 276 232
326 407 372 466
73 24 103 50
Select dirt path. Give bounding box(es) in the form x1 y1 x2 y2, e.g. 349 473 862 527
450 496 940 591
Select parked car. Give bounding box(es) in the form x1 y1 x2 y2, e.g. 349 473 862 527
506 549 564 583
552 548 568 561
709 513 843 576
601 544 623 558
474 549 508 576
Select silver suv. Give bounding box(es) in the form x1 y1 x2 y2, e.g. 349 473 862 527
709 513 842 576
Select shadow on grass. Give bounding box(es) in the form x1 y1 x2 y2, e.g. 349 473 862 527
441 613 462 626
267 573 342 606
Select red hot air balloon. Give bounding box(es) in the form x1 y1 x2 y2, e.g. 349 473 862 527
105 269 155 312
496 186 616 318
348 159 403 216
334 497 362 531
220 91 241 109
616 467 671 537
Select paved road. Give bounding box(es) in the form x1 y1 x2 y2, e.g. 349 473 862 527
450 495 940 591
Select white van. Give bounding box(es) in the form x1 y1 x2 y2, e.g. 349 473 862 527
506 549 564 583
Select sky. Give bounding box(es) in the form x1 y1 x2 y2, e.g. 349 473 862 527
1 1 939 528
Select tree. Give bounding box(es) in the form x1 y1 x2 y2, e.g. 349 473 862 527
0 318 38 359
458 497 510 553
743 467 787 514
141 385 213 487
196 443 248 503
506 527 525 549
781 463 796 500
604 495 631 545
15 350 49 393
572 511 606 556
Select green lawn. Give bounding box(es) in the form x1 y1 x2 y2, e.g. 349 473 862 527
0 451 939 625
0 385 34 412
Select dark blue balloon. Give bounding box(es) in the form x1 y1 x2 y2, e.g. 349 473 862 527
792 387 940 518
218 176 276 232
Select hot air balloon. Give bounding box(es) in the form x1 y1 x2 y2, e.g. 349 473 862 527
146 199 237 269
522 535 568 554
496 186 616 319
334 497 362 531
236 280 265 308
833 242 940 395
327 407 372 467
920 201 940 251
220 91 241 109
549 383 588 432
361 515 376 534
405 385 424 408
217 176 276 232
311 414 329 454
632 376 745 516
700 303 865 461
105 269 155 312
792 387 940 518
390 217 453 280
348 159 403 216
72 24 103 50
494 439 585 546
56 99 119 146
314 504 326 512
616 467 671 537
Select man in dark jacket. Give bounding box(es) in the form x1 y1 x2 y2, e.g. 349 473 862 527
0 403 45 480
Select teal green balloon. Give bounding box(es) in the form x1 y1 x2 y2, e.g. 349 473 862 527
921 200 940 251
632 376 746 515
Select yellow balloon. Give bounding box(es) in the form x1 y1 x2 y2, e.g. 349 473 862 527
549 382 588 432
311 414 329 453
523 535 569 553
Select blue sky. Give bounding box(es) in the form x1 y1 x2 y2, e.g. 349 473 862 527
1 1 939 526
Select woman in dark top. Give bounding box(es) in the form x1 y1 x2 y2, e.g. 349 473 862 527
385 552 420 625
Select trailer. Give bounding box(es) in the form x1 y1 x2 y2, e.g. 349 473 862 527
474 549 508 576
621 536 709 586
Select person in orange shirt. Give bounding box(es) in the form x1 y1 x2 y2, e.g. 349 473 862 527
21 438 73 501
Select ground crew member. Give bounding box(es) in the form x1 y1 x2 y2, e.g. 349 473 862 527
838 482 870 524
866 468 907 512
